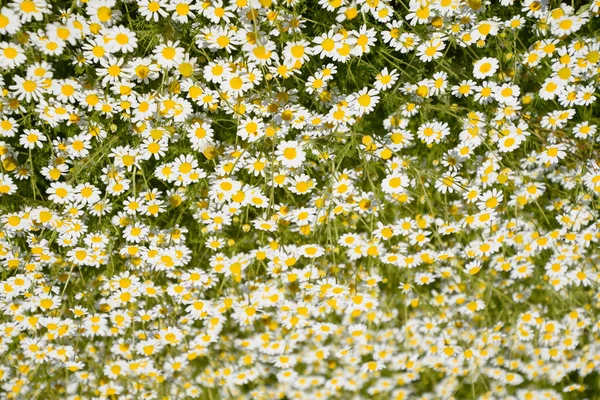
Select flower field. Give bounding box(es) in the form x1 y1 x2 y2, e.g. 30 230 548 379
1 0 600 398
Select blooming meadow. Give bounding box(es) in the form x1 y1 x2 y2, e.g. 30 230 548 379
1 0 600 398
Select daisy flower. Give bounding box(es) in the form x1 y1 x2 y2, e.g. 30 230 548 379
551 15 583 37
187 121 214 152
11 0 50 23
397 32 420 53
471 20 501 42
381 20 402 48
474 81 497 104
206 26 239 53
473 57 499 79
478 188 504 210
382 172 409 195
305 72 328 95
237 117 265 143
406 1 431 25
493 83 521 105
51 79 81 103
312 30 343 59
0 7 22 34
288 174 315 195
167 0 199 23
107 26 138 53
414 272 436 285
497 134 523 153
460 300 485 315
417 33 446 62
417 120 451 145
86 0 120 25
349 88 380 116
172 154 203 185
576 84 596 106
522 50 543 67
9 75 45 102
203 0 234 24
221 71 250 96
283 40 313 67
97 56 125 85
203 59 231 84
374 68 398 91
245 40 277 66
19 129 46 149
429 71 448 96
0 173 17 195
73 183 102 205
0 42 26 70
138 0 168 21
153 40 185 70
348 25 377 57
452 79 477 98
539 144 567 165
573 122 597 140
435 172 465 194
125 57 160 83
276 141 306 169
539 77 563 100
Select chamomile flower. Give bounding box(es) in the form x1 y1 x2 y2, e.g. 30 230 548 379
494 83 521 105
19 129 46 149
187 121 214 151
382 172 409 195
206 26 239 53
313 31 343 59
349 88 380 116
0 7 21 35
97 56 125 85
478 189 504 210
573 122 597 139
539 144 567 165
167 0 199 23
417 33 446 62
0 42 26 69
86 0 120 25
474 81 497 104
125 57 160 83
0 173 17 195
460 299 485 315
12 0 50 23
203 0 234 24
138 0 168 21
348 25 377 57
551 15 583 37
221 71 250 96
497 133 523 153
237 117 265 143
107 26 137 53
374 68 398 91
153 40 185 69
452 79 477 98
417 120 451 145
473 57 499 79
406 1 432 25
276 141 306 169
283 40 313 67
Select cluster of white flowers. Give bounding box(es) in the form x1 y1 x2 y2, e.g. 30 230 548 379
1 0 600 398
